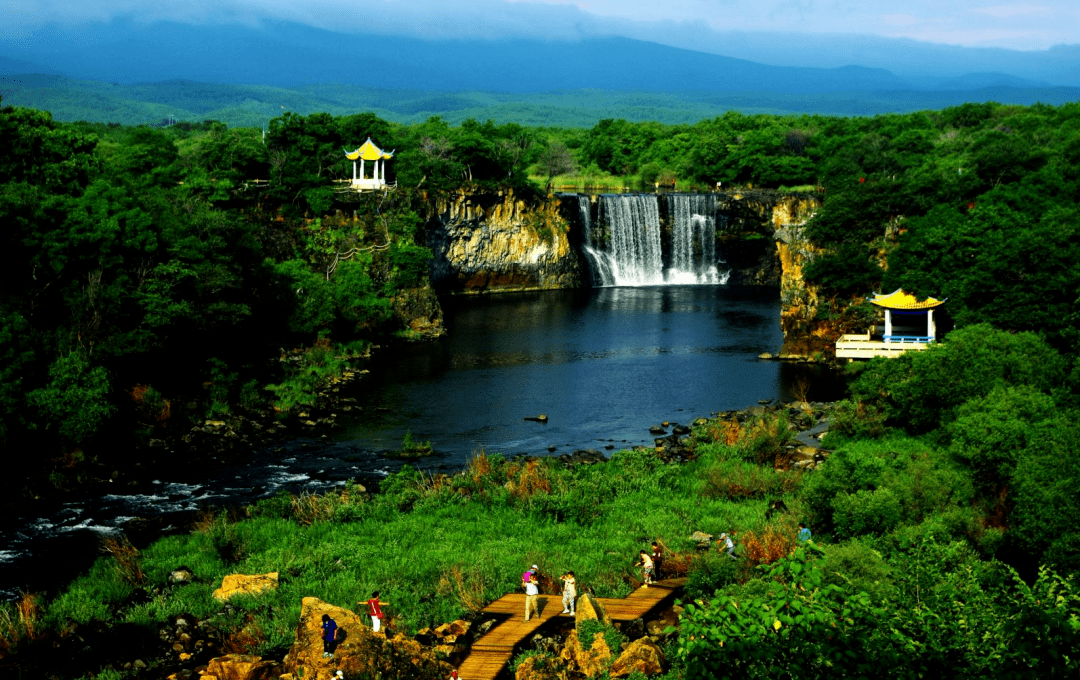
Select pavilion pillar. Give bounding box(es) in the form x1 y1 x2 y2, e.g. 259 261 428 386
884 309 893 341
360 159 366 180
375 159 380 183
352 161 357 182
927 309 935 340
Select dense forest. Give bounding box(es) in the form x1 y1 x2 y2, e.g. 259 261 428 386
1 96 1079 678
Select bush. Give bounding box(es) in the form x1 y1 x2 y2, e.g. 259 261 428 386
850 324 1067 433
685 552 741 601
831 487 903 539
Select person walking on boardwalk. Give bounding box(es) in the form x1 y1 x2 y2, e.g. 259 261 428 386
360 591 386 633
560 571 577 615
321 614 338 658
651 541 664 579
636 550 655 586
524 573 540 621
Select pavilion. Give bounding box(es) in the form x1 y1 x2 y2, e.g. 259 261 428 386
835 289 947 359
344 138 395 191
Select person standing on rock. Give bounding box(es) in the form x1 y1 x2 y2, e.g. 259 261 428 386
321 614 338 658
636 550 654 586
524 573 540 621
560 571 577 615
362 591 385 633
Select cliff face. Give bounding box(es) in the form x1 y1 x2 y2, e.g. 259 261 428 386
717 191 832 357
424 188 585 293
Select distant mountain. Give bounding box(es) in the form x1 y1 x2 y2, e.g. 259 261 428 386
3 72 1078 129
0 19 1056 95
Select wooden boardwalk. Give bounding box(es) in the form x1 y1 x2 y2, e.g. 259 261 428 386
456 578 686 680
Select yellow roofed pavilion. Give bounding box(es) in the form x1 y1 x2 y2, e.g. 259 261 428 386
345 137 395 162
343 137 395 191
836 289 947 359
870 289 946 310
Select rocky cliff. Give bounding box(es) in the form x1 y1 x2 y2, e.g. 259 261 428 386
424 188 585 294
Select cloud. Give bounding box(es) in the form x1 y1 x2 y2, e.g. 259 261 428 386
3 0 1077 50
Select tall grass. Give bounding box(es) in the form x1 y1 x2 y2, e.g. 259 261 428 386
31 440 794 661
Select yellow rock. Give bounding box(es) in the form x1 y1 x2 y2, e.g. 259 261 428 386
202 654 279 680
212 573 279 601
610 638 665 678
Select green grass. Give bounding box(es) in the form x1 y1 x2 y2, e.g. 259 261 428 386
39 444 788 661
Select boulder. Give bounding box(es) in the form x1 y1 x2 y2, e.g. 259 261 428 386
574 594 611 628
169 567 194 585
610 637 665 678
515 653 569 680
282 597 451 680
648 425 666 435
201 654 280 680
212 573 278 601
524 414 549 422
690 531 713 550
559 629 613 679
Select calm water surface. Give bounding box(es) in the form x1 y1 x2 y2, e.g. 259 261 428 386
341 285 842 461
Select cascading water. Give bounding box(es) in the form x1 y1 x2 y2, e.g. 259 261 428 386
599 194 664 286
578 195 615 286
666 194 725 284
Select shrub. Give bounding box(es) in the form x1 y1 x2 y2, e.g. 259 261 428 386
831 487 903 539
828 399 887 441
685 551 741 600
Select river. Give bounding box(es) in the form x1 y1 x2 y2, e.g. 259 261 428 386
0 284 843 599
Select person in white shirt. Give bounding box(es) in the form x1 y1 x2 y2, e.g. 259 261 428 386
524 573 540 621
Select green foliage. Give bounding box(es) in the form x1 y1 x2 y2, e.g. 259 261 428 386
849 324 1068 433
28 351 115 444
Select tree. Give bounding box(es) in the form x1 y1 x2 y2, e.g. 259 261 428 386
536 139 575 188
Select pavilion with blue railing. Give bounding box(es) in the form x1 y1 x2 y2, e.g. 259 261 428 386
835 289 947 359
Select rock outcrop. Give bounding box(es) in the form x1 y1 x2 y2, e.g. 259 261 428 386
199 654 280 680
212 573 278 601
559 629 614 679
281 597 451 680
425 188 585 293
574 594 612 628
610 638 665 678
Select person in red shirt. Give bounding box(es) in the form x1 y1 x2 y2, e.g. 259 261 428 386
360 591 386 633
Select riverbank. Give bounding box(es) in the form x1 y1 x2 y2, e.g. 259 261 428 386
0 400 836 679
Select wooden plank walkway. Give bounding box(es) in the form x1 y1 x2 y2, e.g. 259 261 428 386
456 578 686 680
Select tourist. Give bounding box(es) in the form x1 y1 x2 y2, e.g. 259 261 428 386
321 613 338 658
651 541 664 579
798 523 812 544
720 532 736 560
560 571 577 615
524 573 540 621
361 591 385 633
636 549 654 586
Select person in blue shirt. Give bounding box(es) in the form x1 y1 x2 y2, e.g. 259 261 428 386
321 614 338 658
798 523 812 544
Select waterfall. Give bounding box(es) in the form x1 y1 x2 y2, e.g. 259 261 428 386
666 194 723 284
577 195 615 286
599 195 664 286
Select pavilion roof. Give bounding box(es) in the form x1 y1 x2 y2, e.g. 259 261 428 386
345 138 394 161
870 289 947 310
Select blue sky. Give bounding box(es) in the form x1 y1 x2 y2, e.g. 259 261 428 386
4 0 1077 50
